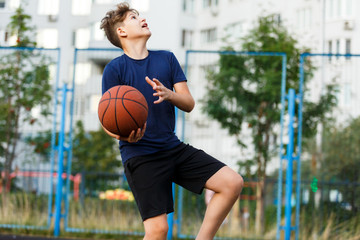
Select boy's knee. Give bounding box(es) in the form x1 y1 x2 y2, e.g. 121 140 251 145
234 174 244 194
145 221 168 239
226 173 243 195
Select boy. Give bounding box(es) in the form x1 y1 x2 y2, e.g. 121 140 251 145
100 3 243 240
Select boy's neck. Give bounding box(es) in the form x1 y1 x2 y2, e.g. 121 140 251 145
123 40 149 60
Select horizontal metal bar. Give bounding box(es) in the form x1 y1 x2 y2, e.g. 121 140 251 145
0 224 49 230
187 49 287 57
0 46 60 51
301 52 360 57
65 227 144 236
178 233 262 240
278 225 298 231
75 47 122 52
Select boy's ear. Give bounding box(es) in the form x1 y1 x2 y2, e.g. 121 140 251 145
117 27 127 37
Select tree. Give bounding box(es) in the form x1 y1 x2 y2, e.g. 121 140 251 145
320 118 360 211
202 15 337 232
0 6 52 193
24 121 121 191
24 121 120 173
71 121 121 192
71 121 120 173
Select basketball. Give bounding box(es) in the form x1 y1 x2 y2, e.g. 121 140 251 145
98 85 148 137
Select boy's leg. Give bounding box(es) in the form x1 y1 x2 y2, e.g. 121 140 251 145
143 213 168 240
196 166 243 240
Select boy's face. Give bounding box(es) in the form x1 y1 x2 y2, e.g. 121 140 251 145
118 11 151 40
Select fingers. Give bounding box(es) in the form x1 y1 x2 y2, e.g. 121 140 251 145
145 76 169 104
145 76 163 90
123 123 147 143
152 78 162 86
141 122 147 134
145 76 155 88
153 98 163 104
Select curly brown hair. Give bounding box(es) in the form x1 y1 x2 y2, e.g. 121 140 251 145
100 2 139 49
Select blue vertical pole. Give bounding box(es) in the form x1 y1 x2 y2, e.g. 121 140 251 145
54 84 68 236
167 106 179 240
63 48 77 230
295 54 306 240
284 89 295 240
167 183 175 240
174 50 190 239
48 48 61 228
276 54 287 239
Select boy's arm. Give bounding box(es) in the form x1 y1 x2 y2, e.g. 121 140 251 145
145 76 195 112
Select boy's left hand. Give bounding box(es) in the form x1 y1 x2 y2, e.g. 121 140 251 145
145 76 172 104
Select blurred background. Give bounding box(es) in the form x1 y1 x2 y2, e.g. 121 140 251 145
0 0 359 239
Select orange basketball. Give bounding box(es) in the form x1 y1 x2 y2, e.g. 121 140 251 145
98 85 148 137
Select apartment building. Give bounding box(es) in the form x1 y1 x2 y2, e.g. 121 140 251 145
0 0 359 170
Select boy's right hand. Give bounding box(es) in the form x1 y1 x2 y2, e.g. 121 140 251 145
102 122 147 143
116 122 147 143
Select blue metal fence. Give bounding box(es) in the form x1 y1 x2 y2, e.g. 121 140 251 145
0 46 61 231
3 48 359 239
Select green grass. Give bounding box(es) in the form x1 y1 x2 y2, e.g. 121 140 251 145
1 193 360 240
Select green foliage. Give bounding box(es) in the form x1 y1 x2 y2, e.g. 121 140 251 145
6 6 36 47
202 15 336 176
0 5 53 191
24 121 121 174
71 121 121 173
202 15 337 232
24 131 53 160
321 117 360 182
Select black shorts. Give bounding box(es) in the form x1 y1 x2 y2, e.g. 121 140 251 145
124 143 226 221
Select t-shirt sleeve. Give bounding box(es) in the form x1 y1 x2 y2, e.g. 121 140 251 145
170 52 187 85
102 64 120 95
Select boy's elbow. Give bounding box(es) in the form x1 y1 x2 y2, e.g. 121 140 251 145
185 99 195 113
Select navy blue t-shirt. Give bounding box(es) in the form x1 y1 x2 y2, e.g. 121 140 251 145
102 50 186 164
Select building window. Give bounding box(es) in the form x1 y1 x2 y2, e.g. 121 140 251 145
203 0 218 8
328 40 332 62
74 28 90 48
36 29 58 48
336 39 340 59
72 0 92 15
9 0 20 9
297 8 311 29
75 63 91 85
345 0 353 17
201 28 217 44
92 22 105 41
0 30 5 45
183 0 194 13
90 95 102 113
0 0 5 8
345 39 351 59
326 0 345 19
336 0 341 17
224 22 243 42
181 29 193 48
74 97 85 116
38 0 59 15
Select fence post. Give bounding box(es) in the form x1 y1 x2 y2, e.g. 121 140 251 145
54 84 69 236
284 88 296 240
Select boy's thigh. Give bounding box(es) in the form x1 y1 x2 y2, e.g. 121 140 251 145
124 154 174 221
173 144 226 194
204 166 241 192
